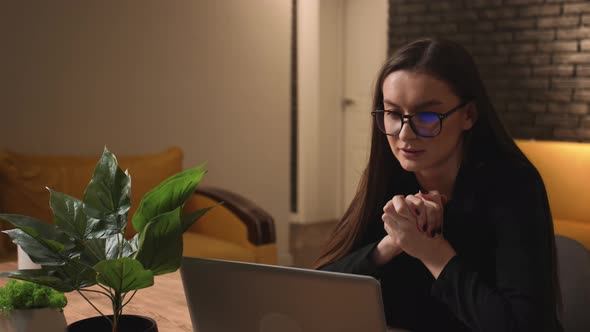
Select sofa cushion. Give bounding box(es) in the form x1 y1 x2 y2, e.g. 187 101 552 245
183 232 256 262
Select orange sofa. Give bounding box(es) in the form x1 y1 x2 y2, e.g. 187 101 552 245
0 147 277 264
516 139 590 249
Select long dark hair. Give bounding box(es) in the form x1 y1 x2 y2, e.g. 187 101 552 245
313 37 561 313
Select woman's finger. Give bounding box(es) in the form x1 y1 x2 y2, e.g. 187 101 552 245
423 199 443 237
382 212 396 228
391 195 412 218
405 195 426 233
383 198 404 225
417 190 448 207
383 221 396 238
416 190 446 235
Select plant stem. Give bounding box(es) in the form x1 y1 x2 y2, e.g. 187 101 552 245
121 290 138 308
80 288 113 300
77 290 113 328
112 290 123 332
98 283 114 298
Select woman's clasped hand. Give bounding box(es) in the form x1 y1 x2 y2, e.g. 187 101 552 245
381 191 453 267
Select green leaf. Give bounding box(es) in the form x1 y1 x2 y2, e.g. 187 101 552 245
105 235 123 260
49 189 87 240
0 270 73 292
80 238 106 266
102 233 139 260
0 214 75 265
134 208 183 275
180 205 217 233
49 259 97 290
0 258 95 293
94 258 154 294
2 230 64 266
83 147 131 230
49 189 106 240
132 164 206 233
92 214 127 240
79 233 138 268
123 234 139 258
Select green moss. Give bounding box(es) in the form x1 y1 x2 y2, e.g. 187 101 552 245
0 280 67 315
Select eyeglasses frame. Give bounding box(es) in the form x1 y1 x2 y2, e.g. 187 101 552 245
371 101 471 138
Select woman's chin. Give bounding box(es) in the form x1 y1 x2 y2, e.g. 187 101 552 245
398 159 422 172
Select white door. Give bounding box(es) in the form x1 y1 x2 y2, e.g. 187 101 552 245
341 0 388 213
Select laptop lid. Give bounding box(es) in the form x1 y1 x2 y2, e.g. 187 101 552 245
180 257 387 332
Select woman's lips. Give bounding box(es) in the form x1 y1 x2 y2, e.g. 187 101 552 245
399 148 425 158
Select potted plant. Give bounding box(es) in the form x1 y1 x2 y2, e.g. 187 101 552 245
0 148 214 332
0 280 67 332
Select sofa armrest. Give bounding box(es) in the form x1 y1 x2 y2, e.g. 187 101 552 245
182 187 276 246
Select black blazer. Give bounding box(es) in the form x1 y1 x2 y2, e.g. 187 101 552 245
319 160 562 332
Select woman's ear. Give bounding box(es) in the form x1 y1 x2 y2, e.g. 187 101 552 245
462 102 478 130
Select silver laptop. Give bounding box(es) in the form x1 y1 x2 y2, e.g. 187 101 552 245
180 257 388 332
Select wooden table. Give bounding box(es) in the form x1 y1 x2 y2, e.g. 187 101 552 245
0 261 193 332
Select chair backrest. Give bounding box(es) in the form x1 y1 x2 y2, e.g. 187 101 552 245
555 235 590 332
515 140 590 224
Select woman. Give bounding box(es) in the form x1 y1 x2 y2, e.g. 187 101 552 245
314 38 562 332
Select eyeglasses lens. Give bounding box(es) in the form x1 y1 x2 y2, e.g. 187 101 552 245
376 112 441 137
413 113 440 137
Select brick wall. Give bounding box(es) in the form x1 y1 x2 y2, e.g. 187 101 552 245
388 0 590 141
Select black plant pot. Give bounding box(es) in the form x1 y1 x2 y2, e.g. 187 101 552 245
67 314 158 332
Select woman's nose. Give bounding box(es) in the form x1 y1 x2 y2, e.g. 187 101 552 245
398 119 417 140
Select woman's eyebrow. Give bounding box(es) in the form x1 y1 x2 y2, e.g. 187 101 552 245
383 99 443 109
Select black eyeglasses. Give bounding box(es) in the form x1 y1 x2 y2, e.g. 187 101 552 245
371 101 470 138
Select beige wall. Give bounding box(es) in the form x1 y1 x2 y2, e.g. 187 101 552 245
2 1 292 264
